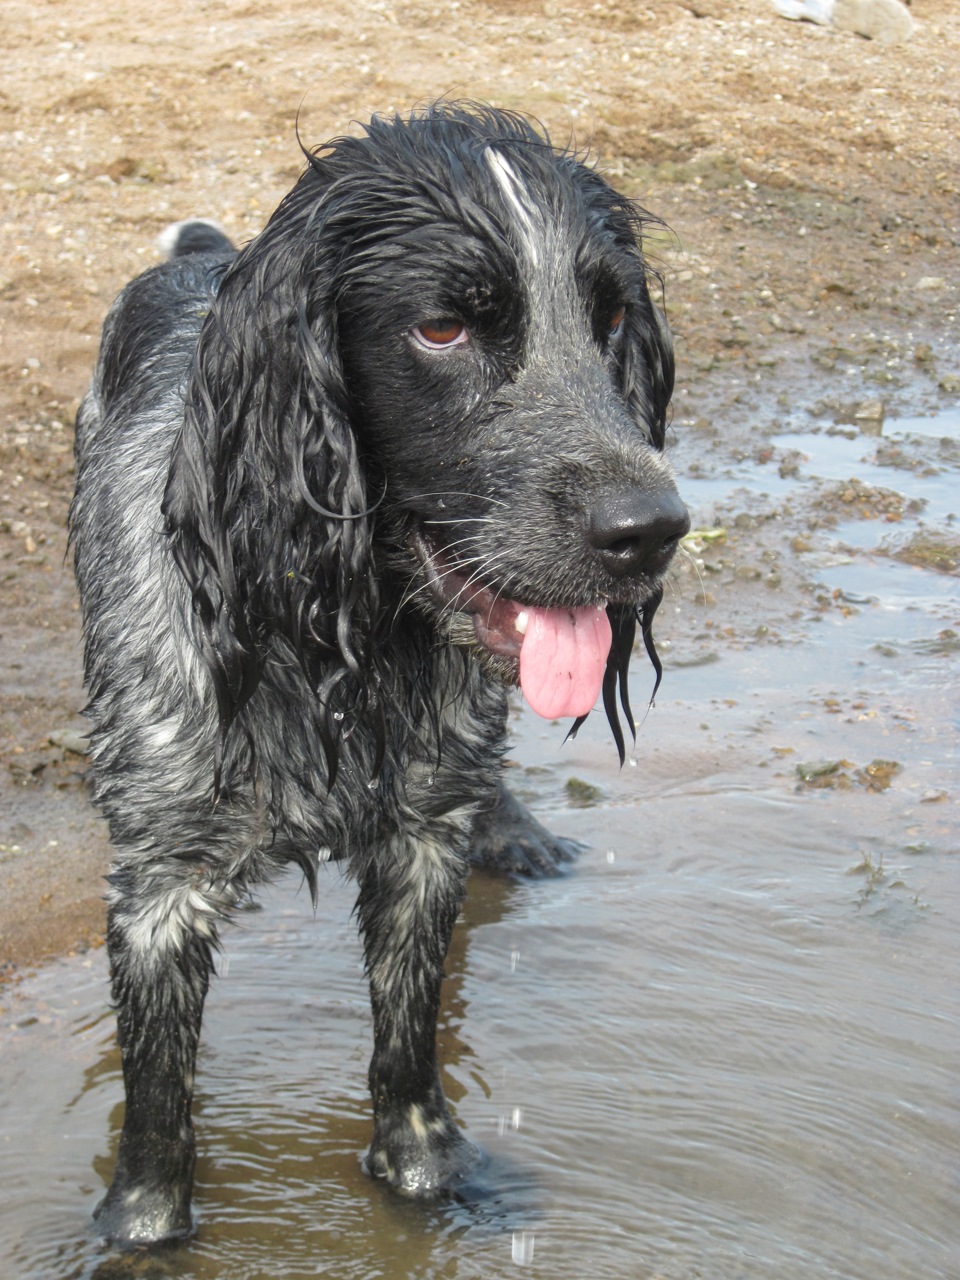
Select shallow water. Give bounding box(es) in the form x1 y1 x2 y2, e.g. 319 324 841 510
1 397 958 1280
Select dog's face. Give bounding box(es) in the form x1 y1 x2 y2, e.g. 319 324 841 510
323 113 688 715
171 106 688 732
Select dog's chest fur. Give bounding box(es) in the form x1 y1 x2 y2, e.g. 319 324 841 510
232 638 508 874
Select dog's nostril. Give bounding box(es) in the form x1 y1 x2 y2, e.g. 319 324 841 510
587 488 690 577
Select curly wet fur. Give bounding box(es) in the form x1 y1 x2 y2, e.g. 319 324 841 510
70 102 687 1244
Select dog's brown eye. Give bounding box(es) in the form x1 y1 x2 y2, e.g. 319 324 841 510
609 305 626 337
412 320 468 350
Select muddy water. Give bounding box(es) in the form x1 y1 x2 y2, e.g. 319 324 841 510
1 399 958 1280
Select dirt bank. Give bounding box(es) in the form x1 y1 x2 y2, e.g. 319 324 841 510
1 0 957 975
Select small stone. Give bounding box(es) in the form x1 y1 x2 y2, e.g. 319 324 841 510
832 0 915 44
772 0 833 24
856 758 902 792
938 373 960 394
105 156 138 182
854 398 884 423
565 777 602 808
49 728 90 756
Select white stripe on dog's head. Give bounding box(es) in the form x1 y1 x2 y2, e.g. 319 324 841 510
484 147 541 267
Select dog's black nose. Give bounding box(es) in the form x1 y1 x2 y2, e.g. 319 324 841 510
587 487 690 578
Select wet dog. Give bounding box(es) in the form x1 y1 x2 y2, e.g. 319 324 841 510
70 102 688 1244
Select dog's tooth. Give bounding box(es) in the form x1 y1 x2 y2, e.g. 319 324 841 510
516 610 529 636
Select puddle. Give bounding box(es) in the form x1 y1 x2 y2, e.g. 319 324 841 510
1 714 957 1280
676 404 960 530
772 428 958 528
1 396 958 1280
880 405 960 440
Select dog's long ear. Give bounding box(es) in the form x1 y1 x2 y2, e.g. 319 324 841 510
622 285 675 451
162 174 379 780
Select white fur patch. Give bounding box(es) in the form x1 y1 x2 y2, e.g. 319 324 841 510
121 881 221 955
484 148 540 266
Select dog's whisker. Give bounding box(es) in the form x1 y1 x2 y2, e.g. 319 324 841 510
674 543 705 602
401 490 508 509
393 546 512 620
393 543 516 627
420 516 497 528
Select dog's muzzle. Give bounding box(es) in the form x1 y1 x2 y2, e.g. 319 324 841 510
410 477 689 721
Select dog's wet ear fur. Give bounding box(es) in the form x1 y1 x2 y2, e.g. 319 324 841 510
162 172 381 784
565 588 663 765
633 301 675 450
613 260 674 451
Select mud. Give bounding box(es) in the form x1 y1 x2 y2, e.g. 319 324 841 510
1 0 958 974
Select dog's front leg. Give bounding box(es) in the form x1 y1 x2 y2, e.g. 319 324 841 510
357 828 477 1195
94 871 215 1245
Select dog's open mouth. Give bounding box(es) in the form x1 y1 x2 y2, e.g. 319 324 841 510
412 531 613 720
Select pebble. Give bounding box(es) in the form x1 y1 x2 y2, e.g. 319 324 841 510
854 398 884 423
773 0 915 44
833 0 915 44
48 728 90 756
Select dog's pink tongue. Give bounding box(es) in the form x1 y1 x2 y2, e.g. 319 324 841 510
519 605 612 720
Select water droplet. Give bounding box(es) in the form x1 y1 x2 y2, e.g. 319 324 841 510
332 710 344 722
426 773 435 788
606 849 616 864
628 756 638 768
498 1106 523 1136
436 497 446 511
511 1230 535 1265
510 948 520 972
317 846 332 863
367 777 379 791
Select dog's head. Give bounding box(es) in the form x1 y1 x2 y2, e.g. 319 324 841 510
165 103 687 766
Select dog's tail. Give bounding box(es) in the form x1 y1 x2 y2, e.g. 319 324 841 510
158 218 235 259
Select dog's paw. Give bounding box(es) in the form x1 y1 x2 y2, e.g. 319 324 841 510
365 1104 479 1197
468 783 582 877
93 1179 193 1247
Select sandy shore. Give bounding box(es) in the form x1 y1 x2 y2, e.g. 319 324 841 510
1 0 957 976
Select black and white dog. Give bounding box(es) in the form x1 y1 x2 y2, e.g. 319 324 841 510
70 102 688 1245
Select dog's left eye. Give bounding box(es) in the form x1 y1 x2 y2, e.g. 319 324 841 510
608 305 626 339
412 320 469 350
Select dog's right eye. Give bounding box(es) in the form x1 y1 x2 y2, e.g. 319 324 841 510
412 320 469 350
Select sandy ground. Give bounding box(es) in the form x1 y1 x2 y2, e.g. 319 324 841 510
1 0 957 976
